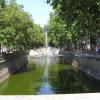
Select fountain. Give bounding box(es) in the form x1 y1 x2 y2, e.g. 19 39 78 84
29 28 60 57
36 28 57 94
29 28 60 94
45 28 48 51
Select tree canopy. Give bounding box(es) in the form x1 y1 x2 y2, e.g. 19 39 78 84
47 0 100 51
47 12 70 48
0 0 44 52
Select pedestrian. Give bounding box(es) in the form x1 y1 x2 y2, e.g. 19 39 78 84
95 46 99 54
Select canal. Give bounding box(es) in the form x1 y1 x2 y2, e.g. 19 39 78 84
0 56 100 95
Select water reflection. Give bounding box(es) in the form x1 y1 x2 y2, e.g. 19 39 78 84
31 57 60 66
0 78 9 94
37 57 55 95
38 81 54 94
49 68 90 94
0 56 100 95
48 60 100 94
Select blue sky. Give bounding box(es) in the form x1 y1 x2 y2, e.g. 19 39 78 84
16 0 52 27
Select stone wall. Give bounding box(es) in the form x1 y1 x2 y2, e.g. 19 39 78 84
64 52 100 80
63 51 74 64
55 51 100 80
0 53 28 84
72 55 100 80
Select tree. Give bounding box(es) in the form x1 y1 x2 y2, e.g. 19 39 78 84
0 0 6 8
0 0 6 53
47 12 72 49
47 0 100 51
0 0 44 52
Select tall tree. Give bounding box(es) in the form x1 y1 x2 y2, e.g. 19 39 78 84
0 0 44 52
47 12 71 48
0 0 6 53
0 0 6 8
47 0 100 51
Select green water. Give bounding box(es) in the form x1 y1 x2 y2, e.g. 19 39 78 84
0 60 44 95
0 56 100 95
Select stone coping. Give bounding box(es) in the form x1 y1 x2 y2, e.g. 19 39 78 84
0 93 100 100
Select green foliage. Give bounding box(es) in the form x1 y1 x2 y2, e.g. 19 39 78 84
0 0 6 8
0 0 44 51
47 0 100 51
47 12 71 48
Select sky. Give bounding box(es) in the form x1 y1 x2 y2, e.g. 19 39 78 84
16 0 52 27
